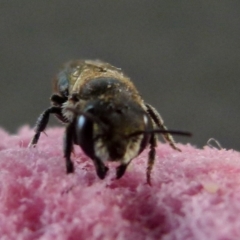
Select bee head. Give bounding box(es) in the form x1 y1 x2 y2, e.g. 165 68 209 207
73 99 153 164
69 99 191 165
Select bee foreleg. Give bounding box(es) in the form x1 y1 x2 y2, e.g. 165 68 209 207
116 163 129 179
28 106 62 147
92 158 109 179
64 122 75 174
145 103 181 151
147 134 157 186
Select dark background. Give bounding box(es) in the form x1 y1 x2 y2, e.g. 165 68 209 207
1 1 240 150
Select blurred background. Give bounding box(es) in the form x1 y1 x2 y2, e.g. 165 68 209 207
0 1 240 150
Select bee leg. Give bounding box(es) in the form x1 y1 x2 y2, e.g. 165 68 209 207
64 122 75 173
50 94 69 124
50 94 67 106
147 134 157 186
116 163 129 179
28 106 62 147
145 103 181 151
93 158 109 179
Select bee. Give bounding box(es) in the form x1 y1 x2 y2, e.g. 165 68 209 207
29 60 190 185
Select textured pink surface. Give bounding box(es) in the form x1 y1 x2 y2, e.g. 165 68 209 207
0 126 240 239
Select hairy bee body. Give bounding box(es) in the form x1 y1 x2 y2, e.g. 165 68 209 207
29 59 183 184
54 60 143 123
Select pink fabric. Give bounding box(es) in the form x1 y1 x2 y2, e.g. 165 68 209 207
0 126 240 240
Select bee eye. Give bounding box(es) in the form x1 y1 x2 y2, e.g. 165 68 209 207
143 114 150 128
78 115 87 130
76 115 95 159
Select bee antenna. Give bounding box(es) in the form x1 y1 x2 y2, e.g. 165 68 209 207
127 129 192 138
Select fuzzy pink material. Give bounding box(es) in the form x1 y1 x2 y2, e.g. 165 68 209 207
0 126 240 240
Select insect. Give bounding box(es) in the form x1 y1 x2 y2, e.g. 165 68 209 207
29 60 190 185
